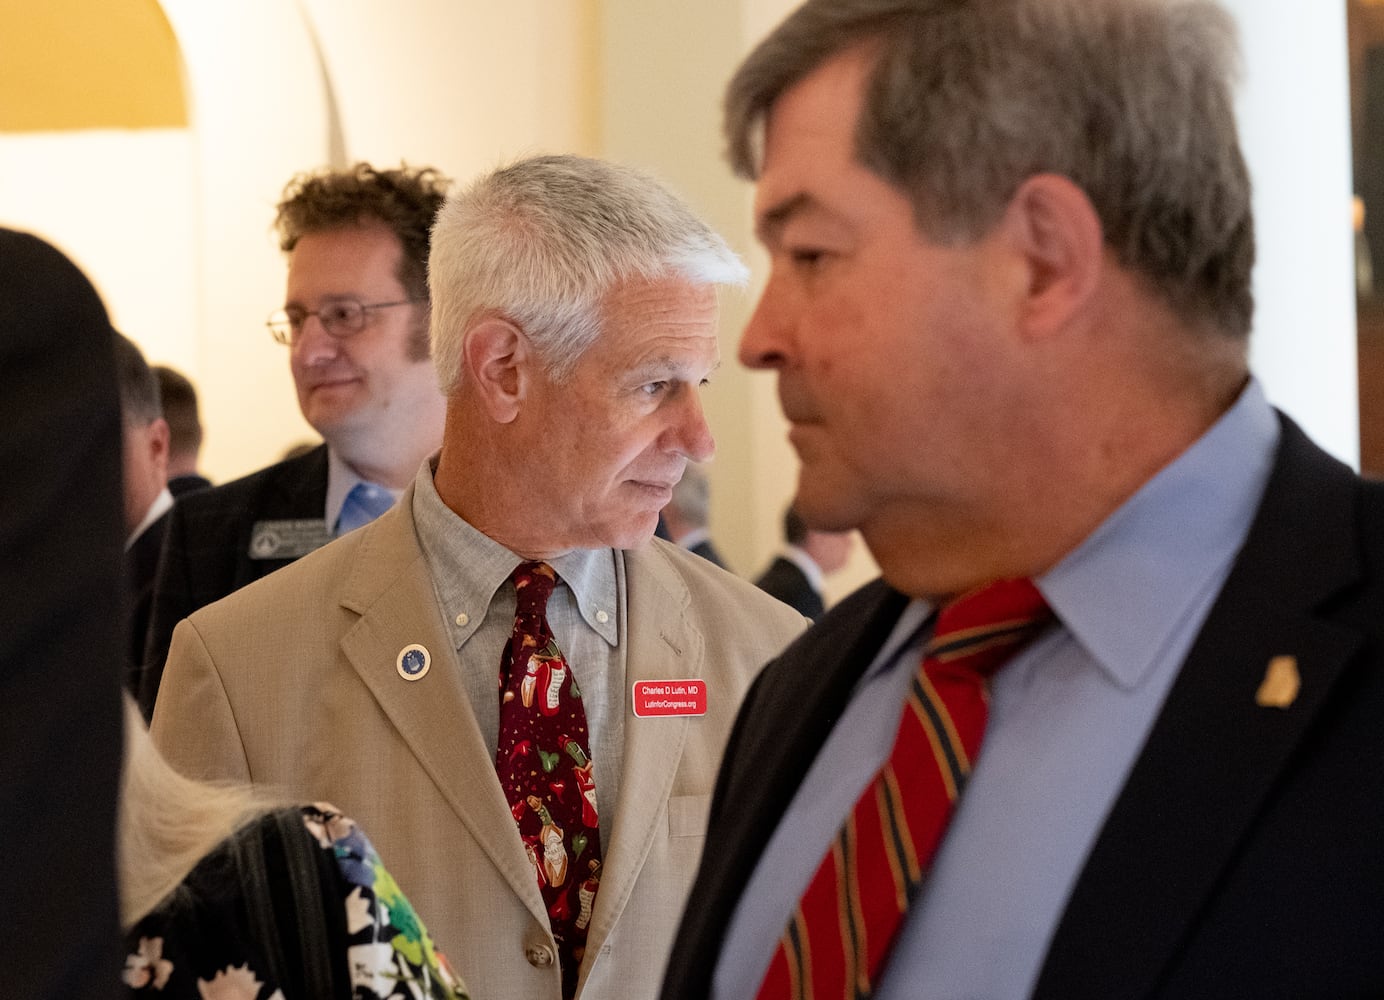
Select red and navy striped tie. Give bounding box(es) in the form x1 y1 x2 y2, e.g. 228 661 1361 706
755 578 1052 1000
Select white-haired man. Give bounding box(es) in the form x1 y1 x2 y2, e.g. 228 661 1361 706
152 154 806 1000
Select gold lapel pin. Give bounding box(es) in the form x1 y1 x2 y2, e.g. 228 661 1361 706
1255 655 1300 709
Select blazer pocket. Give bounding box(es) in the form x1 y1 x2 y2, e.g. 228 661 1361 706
667 793 711 837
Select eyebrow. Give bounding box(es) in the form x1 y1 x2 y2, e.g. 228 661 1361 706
755 192 815 244
631 357 723 383
281 292 360 310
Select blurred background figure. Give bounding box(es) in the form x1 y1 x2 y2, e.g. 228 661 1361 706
752 504 853 620
119 696 470 999
1 227 125 999
114 333 173 680
661 463 727 569
152 365 211 496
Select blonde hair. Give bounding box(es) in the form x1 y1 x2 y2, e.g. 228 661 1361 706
117 696 272 927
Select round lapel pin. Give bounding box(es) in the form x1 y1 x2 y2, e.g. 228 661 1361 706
396 643 431 681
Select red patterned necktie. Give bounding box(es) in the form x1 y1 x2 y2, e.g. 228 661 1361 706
755 578 1053 1000
497 561 603 1000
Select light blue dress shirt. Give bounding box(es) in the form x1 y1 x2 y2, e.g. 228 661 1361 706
713 379 1280 1000
325 448 403 534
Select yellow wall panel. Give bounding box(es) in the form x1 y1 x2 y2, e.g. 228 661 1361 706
0 0 187 131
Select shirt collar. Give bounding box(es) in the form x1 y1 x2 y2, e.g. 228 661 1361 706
1037 377 1280 690
411 460 620 647
677 526 712 551
782 545 825 593
325 448 403 530
126 487 174 550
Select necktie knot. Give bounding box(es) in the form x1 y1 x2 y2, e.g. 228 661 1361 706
336 481 394 535
511 561 558 619
926 577 1052 678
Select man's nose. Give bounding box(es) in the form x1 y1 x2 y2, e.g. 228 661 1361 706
670 390 716 463
739 276 793 371
293 313 342 363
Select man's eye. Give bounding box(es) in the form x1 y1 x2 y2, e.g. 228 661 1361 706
285 310 308 330
322 303 357 323
789 248 826 269
642 381 669 396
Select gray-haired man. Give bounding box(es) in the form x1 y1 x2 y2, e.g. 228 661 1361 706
152 155 806 1000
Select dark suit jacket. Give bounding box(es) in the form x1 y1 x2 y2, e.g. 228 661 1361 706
1 228 124 999
663 415 1384 1000
688 537 728 570
168 472 212 497
139 444 329 718
125 510 170 686
754 555 825 620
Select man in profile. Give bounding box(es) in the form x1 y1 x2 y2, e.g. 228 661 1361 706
153 365 211 496
152 154 806 1000
661 463 727 568
753 504 852 619
139 162 449 716
113 332 173 677
663 1 1384 997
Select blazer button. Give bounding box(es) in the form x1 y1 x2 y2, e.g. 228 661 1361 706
525 943 556 968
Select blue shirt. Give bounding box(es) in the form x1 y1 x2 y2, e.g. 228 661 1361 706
325 448 403 533
713 379 1280 1000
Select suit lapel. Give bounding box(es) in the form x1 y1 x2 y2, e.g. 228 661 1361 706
584 545 699 946
1034 418 1366 999
275 444 330 513
336 490 548 927
244 445 331 581
730 579 908 838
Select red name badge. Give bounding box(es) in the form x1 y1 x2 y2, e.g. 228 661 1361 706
632 679 707 718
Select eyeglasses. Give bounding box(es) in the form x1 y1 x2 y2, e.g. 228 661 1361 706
266 298 422 345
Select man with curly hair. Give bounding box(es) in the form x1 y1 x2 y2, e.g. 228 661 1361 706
138 163 449 717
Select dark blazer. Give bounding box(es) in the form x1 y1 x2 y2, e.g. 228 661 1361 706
1 228 125 999
688 537 728 570
754 555 825 620
125 510 170 686
663 415 1384 1000
168 472 212 497
139 444 329 717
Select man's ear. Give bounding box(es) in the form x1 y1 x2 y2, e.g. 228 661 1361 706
461 316 533 423
1000 173 1104 339
149 417 170 477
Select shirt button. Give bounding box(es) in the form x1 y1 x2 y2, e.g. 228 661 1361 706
455 612 470 627
525 943 556 967
595 610 610 624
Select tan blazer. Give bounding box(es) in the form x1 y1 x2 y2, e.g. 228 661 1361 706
151 486 806 1000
